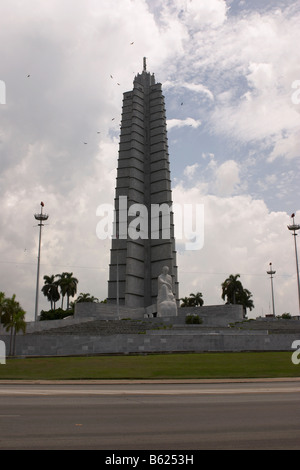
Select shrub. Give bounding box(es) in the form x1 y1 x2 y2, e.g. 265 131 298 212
39 308 73 321
185 314 202 325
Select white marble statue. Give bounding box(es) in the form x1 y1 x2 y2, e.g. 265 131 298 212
157 266 177 317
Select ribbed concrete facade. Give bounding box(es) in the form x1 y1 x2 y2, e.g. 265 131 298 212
108 61 178 309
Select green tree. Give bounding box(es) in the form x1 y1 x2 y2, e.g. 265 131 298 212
0 291 5 333
221 274 254 318
221 274 243 304
189 292 204 307
2 294 26 356
180 296 191 307
76 293 99 303
55 272 78 310
180 293 204 307
41 275 60 310
236 288 254 317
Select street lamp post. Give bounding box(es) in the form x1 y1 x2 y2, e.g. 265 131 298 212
287 213 300 314
34 202 49 322
266 262 276 317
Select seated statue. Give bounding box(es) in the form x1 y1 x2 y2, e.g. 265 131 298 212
157 266 177 317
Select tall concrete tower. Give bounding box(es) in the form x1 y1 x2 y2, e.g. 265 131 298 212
108 59 179 310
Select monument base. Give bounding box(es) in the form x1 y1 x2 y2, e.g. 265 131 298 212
157 300 178 317
74 302 243 326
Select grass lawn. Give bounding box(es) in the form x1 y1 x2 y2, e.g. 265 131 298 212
0 352 299 380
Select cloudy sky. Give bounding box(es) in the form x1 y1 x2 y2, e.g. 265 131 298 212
0 0 300 321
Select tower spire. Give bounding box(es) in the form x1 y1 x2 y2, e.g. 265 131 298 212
143 57 147 72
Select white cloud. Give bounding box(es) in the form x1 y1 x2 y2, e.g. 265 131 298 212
164 80 214 101
170 0 228 30
183 163 199 179
214 160 241 196
268 130 300 161
170 3 300 162
211 94 300 146
167 117 201 130
173 184 299 317
202 153 215 160
247 62 275 91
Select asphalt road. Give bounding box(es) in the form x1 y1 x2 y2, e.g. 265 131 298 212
0 379 299 450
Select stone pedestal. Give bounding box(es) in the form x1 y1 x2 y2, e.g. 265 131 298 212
157 300 177 317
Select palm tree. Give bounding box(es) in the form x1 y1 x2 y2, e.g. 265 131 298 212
11 309 26 356
41 275 60 310
2 294 26 356
180 293 204 307
221 274 243 304
236 288 254 317
221 274 254 318
0 291 5 334
180 296 191 307
76 293 99 303
189 292 204 307
56 272 78 310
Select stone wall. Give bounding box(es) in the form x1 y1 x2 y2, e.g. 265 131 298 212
2 305 297 357
75 302 145 320
74 302 244 327
21 315 96 334
178 304 244 326
1 329 298 357
2 303 243 336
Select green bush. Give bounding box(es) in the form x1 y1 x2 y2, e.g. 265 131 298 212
39 308 73 321
185 314 202 324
